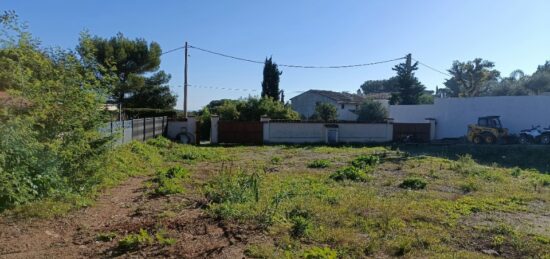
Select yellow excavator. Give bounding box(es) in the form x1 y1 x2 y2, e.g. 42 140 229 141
467 116 509 144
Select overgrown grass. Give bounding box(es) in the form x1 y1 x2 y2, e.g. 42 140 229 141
199 145 549 258
151 166 190 196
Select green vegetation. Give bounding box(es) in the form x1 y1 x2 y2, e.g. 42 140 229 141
310 102 338 122
330 166 371 182
356 99 388 122
152 166 190 195
350 154 380 168
398 177 427 190
118 229 154 251
96 232 117 242
195 145 549 258
308 159 331 169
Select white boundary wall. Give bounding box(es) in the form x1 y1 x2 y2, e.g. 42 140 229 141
389 96 550 139
263 121 393 144
166 116 197 143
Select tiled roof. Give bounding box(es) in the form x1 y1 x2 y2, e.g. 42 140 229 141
0 91 30 108
294 90 367 103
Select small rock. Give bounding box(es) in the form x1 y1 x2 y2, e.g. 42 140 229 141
482 249 499 256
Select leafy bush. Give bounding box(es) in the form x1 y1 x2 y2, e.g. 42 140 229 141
399 178 427 190
153 166 189 195
356 99 388 122
310 102 337 122
118 229 154 251
308 159 331 169
288 208 313 238
330 166 370 182
459 180 479 193
301 246 338 259
351 154 380 169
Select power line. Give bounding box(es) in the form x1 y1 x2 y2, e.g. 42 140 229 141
413 58 451 77
161 46 186 55
188 45 406 69
188 84 258 92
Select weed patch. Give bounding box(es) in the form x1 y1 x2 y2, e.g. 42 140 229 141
152 166 190 195
398 178 427 190
308 159 331 169
330 166 371 182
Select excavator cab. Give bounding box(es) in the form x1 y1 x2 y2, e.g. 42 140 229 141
467 116 509 144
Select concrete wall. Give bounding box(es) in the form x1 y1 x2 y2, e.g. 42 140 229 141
263 121 393 144
290 92 359 121
389 96 550 139
166 116 197 143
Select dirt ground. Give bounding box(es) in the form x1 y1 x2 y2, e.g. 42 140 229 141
0 175 258 258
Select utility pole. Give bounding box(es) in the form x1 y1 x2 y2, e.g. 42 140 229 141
184 42 188 118
405 53 412 71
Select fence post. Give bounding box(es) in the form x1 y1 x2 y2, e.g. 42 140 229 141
143 118 146 141
210 115 219 144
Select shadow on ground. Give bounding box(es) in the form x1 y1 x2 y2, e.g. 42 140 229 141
399 144 550 173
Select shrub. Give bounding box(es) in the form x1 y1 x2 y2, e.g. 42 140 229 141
351 154 380 169
459 180 479 193
288 208 313 238
301 246 338 259
308 159 331 169
310 103 337 122
271 156 282 165
356 99 388 122
399 178 427 190
153 166 190 195
118 229 154 251
330 166 370 182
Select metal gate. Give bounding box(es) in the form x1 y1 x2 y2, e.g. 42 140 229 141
218 121 263 144
393 123 431 143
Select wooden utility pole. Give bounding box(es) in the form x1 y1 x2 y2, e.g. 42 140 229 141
184 42 188 118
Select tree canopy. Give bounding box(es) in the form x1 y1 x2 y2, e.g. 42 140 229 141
391 55 425 104
356 100 388 122
0 12 111 209
310 102 337 122
445 58 500 97
77 32 176 109
261 57 282 101
359 77 398 95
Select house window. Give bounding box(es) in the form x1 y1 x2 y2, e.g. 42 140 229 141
341 104 345 109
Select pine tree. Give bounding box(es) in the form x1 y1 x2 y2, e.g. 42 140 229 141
261 57 282 101
392 54 425 104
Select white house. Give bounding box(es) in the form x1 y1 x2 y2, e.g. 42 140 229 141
290 90 370 121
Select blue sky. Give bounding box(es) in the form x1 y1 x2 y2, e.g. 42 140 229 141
2 0 550 110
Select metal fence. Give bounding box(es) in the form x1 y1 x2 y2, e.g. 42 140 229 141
100 116 168 145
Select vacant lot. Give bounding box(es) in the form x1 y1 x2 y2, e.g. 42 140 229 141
1 138 549 258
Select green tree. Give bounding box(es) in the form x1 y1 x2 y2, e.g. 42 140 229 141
237 97 298 121
0 12 110 209
261 57 282 101
356 100 388 122
77 32 175 108
310 102 337 122
359 77 398 94
124 71 177 109
446 58 500 97
392 55 425 104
